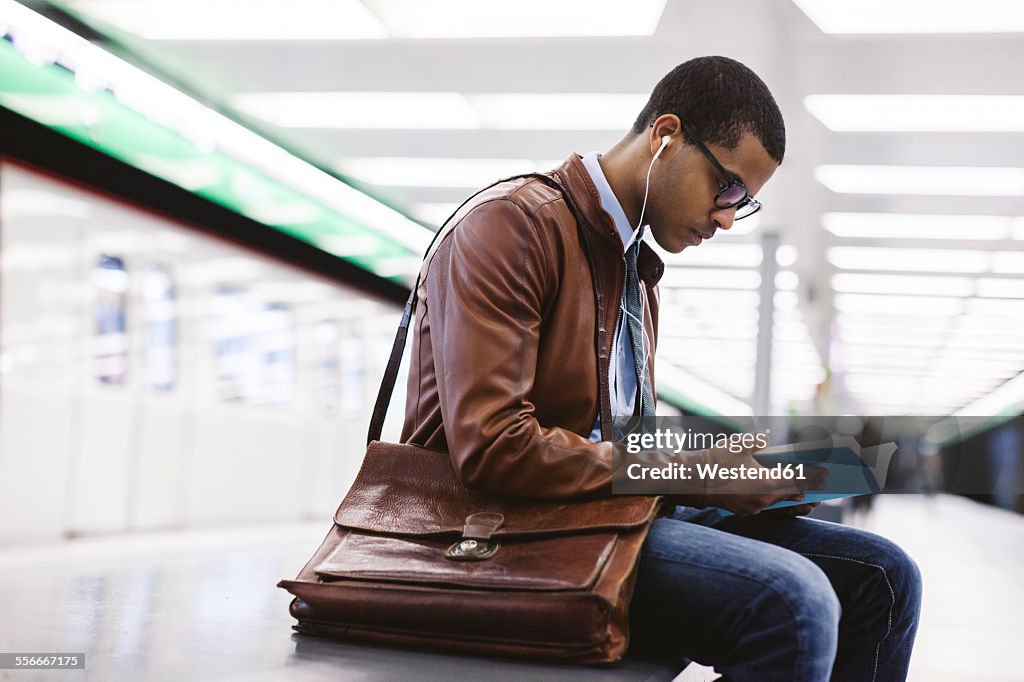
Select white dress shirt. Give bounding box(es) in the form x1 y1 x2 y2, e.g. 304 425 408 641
580 152 644 441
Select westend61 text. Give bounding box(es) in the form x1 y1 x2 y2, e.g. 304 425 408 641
626 462 807 481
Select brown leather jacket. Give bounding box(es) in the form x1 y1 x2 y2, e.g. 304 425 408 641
401 154 665 500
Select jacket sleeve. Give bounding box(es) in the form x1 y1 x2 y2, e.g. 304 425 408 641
426 198 617 499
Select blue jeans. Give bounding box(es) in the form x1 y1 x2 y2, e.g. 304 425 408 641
628 506 922 681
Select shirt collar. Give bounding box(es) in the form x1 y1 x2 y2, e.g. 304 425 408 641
580 151 641 248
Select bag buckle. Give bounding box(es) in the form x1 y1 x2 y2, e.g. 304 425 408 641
445 538 497 561
445 512 504 561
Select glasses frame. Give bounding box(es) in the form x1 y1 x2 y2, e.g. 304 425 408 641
679 121 762 220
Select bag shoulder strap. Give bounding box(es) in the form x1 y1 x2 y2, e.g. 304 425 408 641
366 170 608 445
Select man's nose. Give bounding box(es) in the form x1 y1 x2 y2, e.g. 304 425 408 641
711 206 737 231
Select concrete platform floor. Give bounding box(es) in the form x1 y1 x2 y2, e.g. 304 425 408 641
0 494 1020 681
0 519 689 681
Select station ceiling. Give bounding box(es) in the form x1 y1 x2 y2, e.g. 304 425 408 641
13 0 1024 417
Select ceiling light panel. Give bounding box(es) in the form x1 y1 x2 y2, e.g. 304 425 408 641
659 268 761 290
656 242 763 268
913 355 1022 375
836 312 953 331
805 95 1024 132
967 297 1024 316
770 247 798 269
467 94 648 130
849 350 1020 371
841 352 934 367
837 332 944 348
827 246 990 273
832 273 974 297
662 288 760 309
718 213 762 236
775 271 799 291
1014 218 1024 240
922 376 1006 391
992 252 1024 274
815 165 1024 197
335 157 544 188
660 324 759 340
68 0 387 40
232 92 651 131
773 320 809 340
955 315 1024 331
947 333 1024 350
851 399 973 413
834 293 964 315
975 278 1024 298
938 347 1024 363
823 212 1012 240
231 92 480 129
773 293 798 312
930 357 1023 373
74 0 669 41
364 0 667 38
791 0 1024 33
844 379 955 394
844 378 994 398
664 341 755 361
774 350 822 368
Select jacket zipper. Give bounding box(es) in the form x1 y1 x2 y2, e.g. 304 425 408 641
594 259 627 441
609 257 629 417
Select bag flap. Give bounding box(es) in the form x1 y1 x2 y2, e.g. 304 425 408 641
314 530 617 591
334 441 659 537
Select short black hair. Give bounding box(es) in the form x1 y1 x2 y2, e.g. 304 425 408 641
632 56 785 163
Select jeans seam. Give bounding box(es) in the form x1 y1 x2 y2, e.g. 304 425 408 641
799 552 895 682
641 552 815 679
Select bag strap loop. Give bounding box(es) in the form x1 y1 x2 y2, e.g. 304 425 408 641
462 512 505 541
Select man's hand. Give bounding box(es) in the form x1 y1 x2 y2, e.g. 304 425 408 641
689 445 828 516
759 494 821 518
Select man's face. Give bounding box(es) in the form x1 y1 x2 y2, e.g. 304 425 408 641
647 131 779 253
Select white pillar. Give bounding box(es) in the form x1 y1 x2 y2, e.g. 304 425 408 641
753 232 779 417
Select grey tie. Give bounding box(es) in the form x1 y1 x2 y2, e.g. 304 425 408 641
624 242 655 417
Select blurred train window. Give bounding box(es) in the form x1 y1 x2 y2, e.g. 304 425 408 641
213 286 295 407
259 302 295 407
339 323 365 420
92 254 129 385
213 286 247 402
143 265 177 391
314 320 340 417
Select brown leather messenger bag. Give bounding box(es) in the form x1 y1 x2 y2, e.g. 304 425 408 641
278 173 662 663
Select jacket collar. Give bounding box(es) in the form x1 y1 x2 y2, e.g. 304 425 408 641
554 154 665 287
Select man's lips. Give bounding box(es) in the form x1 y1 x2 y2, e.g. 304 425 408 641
690 228 715 244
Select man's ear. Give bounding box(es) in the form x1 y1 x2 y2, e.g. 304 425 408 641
649 114 681 157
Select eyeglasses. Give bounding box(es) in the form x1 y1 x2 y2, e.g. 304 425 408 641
680 121 762 220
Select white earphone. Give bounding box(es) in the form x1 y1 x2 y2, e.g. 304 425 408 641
620 298 652 370
618 134 669 377
653 134 671 161
624 134 670 252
